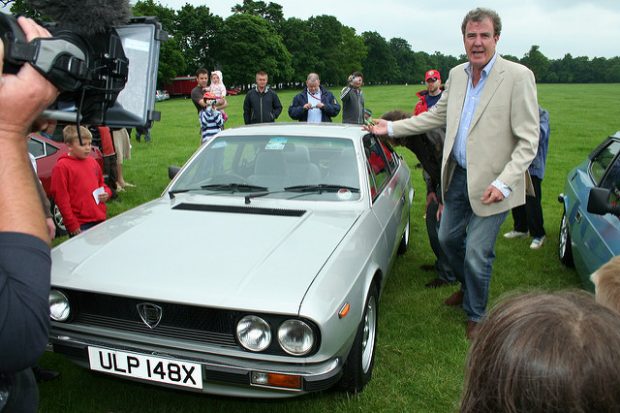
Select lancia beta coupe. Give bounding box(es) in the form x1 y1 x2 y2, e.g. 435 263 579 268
48 123 413 397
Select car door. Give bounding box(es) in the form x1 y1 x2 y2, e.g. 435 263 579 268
575 139 620 278
365 135 407 258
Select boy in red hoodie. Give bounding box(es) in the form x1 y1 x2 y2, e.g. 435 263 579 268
51 125 112 236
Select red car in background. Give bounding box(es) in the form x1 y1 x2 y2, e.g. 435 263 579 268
28 132 104 236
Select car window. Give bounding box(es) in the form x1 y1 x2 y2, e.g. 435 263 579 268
381 141 399 171
46 142 58 156
28 138 45 158
171 135 360 201
366 163 381 200
364 135 393 193
590 140 620 186
599 151 620 207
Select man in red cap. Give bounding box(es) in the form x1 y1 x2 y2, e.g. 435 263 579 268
414 69 443 115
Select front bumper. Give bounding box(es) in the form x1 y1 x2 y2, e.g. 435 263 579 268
50 331 343 398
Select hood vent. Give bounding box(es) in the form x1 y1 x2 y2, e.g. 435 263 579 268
173 203 306 217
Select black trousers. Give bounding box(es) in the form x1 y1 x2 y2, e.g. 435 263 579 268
103 154 118 198
0 368 38 413
511 175 545 238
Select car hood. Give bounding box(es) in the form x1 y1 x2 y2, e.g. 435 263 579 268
52 196 362 314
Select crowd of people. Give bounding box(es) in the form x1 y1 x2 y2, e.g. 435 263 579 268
2 7 620 413
190 66 369 146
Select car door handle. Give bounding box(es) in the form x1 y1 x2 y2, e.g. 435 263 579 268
575 211 582 223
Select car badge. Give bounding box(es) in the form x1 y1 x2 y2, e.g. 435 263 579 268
136 303 163 329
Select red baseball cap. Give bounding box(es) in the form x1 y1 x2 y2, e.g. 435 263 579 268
425 69 441 82
203 92 217 100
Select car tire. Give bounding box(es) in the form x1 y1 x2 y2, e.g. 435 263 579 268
339 283 379 394
397 214 410 256
559 210 574 267
50 200 68 237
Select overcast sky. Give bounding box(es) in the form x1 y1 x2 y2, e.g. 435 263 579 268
156 0 619 59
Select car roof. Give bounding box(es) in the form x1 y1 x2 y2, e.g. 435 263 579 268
29 133 61 147
216 123 369 140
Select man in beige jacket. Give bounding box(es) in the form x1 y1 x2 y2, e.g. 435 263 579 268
370 8 539 339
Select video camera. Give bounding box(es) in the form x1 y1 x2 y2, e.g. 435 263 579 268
0 10 165 128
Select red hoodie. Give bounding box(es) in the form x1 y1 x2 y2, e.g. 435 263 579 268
50 154 112 233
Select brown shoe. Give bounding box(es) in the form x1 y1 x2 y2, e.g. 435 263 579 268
466 320 480 340
444 290 464 306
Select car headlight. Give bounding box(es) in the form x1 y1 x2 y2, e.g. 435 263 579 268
49 290 70 322
237 315 271 352
278 320 314 355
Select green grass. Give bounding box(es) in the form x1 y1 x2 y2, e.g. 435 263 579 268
41 84 620 412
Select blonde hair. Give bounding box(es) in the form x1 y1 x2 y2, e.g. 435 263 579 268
592 256 620 315
63 125 92 145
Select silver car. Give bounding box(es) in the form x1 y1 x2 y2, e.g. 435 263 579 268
48 123 413 397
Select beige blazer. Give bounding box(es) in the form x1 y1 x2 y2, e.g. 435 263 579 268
393 56 540 217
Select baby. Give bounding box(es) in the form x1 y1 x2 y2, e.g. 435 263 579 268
208 70 228 122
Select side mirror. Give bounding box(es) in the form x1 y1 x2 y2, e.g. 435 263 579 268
168 166 181 180
587 187 620 217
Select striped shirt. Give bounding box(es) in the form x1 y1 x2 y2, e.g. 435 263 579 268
199 107 223 144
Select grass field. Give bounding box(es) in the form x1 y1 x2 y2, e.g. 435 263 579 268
40 84 620 413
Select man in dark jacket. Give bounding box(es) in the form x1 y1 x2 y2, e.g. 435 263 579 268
243 71 283 124
288 73 340 123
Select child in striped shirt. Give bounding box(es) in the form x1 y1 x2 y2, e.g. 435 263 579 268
199 92 224 145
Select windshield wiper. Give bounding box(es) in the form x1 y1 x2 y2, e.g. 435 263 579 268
284 184 360 193
168 187 203 199
168 183 269 199
201 183 268 192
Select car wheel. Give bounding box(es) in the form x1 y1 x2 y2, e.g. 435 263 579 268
559 210 574 267
339 283 379 394
50 200 68 237
397 214 410 256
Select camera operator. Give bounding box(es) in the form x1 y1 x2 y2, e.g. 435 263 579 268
0 16 59 413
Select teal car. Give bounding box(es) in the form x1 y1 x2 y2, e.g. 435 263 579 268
558 131 620 291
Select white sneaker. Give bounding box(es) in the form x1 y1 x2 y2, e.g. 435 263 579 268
504 230 529 239
530 236 546 249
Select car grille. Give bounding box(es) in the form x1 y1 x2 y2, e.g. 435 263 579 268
65 290 239 348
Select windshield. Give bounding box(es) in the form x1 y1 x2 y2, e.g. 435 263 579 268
170 135 361 201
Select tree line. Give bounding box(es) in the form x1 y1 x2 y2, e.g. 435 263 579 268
7 0 620 87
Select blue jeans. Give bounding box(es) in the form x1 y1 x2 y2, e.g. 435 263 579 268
438 166 508 322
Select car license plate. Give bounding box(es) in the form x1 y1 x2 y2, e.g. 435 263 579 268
88 346 202 389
